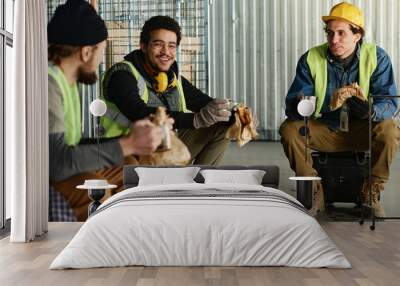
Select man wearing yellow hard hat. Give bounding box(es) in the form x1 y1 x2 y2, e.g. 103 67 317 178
280 2 400 217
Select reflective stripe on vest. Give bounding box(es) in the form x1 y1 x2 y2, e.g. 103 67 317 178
307 42 377 117
121 60 188 112
101 60 187 138
103 107 131 128
48 65 81 146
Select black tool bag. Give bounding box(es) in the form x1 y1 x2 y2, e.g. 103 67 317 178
312 152 368 205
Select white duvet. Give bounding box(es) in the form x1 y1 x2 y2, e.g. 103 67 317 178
50 183 351 269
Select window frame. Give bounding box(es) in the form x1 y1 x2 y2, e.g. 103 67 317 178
0 0 13 232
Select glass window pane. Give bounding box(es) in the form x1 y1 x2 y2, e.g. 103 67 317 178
0 2 2 30
5 44 12 219
5 0 14 33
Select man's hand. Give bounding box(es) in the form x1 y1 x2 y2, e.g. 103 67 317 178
119 119 164 156
164 117 175 130
193 99 232 129
346 96 369 119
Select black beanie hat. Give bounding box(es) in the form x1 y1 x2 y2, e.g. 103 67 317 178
48 0 108 46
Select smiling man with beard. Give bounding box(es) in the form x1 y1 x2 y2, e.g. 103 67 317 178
48 0 165 221
102 16 233 165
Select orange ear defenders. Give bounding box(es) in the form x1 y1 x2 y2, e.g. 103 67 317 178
153 72 177 93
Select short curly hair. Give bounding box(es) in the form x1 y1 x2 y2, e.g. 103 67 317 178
140 15 182 45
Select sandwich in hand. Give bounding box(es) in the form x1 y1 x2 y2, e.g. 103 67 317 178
226 104 258 147
139 107 191 165
330 82 366 111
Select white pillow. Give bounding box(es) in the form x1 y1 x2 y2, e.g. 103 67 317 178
200 169 266 185
135 167 201 186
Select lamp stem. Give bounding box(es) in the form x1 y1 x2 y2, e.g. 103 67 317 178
304 116 308 164
96 116 100 166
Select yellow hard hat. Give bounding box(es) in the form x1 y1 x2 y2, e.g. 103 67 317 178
322 2 364 30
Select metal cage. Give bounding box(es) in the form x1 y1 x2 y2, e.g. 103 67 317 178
47 0 208 137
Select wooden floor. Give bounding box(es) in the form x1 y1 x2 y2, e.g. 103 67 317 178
1 222 399 286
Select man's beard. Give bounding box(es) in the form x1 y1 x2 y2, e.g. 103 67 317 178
77 65 98 85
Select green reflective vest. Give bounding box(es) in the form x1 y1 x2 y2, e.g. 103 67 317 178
101 60 187 138
48 64 81 146
307 42 377 117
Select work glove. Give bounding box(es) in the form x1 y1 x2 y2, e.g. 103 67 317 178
193 99 232 129
346 96 369 119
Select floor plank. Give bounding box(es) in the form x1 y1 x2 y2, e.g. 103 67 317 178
1 221 399 286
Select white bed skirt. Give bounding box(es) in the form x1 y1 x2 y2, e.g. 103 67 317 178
50 183 351 269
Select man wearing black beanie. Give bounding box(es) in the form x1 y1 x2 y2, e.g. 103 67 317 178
48 0 164 221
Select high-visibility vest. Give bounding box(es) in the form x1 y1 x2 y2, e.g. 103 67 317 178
307 42 377 117
101 60 187 138
48 64 81 146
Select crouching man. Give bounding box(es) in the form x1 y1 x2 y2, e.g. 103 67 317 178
101 15 232 165
279 2 400 216
48 0 164 221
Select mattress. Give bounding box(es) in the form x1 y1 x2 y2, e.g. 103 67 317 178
50 183 351 269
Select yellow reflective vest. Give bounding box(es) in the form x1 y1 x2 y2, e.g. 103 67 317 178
306 42 377 117
101 60 187 138
48 64 81 146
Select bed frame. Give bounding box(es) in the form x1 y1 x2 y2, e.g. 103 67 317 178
123 165 280 189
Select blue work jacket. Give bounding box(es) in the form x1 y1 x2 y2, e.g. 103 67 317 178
285 43 398 128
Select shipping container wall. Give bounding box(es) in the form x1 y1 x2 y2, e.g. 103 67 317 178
208 0 400 140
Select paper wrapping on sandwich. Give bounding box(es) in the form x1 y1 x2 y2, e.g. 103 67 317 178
330 82 366 111
225 104 258 147
139 107 191 165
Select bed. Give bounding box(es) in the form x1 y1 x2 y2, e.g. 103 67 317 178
50 165 350 269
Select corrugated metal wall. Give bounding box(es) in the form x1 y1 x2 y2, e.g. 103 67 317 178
208 0 400 140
